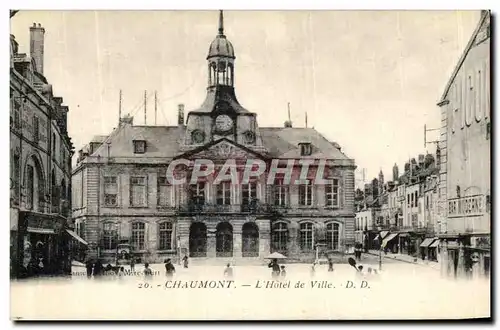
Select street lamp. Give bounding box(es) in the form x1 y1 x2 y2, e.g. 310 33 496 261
379 243 382 271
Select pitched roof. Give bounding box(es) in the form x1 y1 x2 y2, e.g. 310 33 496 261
438 11 490 104
259 127 350 160
90 135 109 143
86 125 351 162
92 125 185 159
189 86 249 114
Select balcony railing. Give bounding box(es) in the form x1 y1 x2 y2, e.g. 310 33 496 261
176 200 288 215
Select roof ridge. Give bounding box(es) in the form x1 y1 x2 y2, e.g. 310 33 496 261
438 11 489 104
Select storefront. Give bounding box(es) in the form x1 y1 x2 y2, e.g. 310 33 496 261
66 228 89 263
381 233 399 253
12 211 71 279
373 230 389 250
419 237 437 260
439 233 490 279
428 239 439 261
397 232 410 254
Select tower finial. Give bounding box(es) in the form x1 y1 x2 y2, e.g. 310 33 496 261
218 10 224 35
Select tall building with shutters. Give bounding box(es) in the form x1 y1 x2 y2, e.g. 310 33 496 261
72 11 356 264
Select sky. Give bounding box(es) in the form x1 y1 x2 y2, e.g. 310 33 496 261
10 10 480 187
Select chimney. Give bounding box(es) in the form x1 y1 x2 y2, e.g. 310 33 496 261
178 104 185 125
29 23 45 74
418 154 425 165
120 114 134 126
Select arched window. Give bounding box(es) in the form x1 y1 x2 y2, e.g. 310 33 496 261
11 152 20 199
52 133 56 156
326 223 340 251
103 222 118 250
299 222 314 251
216 222 233 257
80 220 86 240
271 222 288 253
61 179 67 200
51 169 60 212
25 155 45 212
158 222 173 250
131 222 146 250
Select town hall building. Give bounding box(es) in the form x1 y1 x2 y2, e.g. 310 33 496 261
72 11 356 264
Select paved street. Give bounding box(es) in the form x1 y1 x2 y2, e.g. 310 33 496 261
11 260 489 319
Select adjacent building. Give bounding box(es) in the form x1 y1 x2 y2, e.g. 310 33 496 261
72 11 356 264
357 153 439 257
10 20 79 278
437 11 491 278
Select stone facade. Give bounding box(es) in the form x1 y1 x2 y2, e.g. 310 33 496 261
72 11 356 264
437 11 490 278
10 22 74 278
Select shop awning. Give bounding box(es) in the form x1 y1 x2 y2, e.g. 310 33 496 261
420 238 436 248
381 233 399 248
27 227 55 234
65 229 88 246
379 231 390 240
429 240 440 248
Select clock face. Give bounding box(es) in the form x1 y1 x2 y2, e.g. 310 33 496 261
215 115 233 132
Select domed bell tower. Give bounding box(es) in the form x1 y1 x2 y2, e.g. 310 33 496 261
207 11 235 88
182 10 266 154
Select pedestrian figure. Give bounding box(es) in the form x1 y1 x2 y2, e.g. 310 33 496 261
328 258 334 272
85 259 94 279
310 262 317 277
356 265 365 279
93 260 103 277
38 257 45 275
117 266 125 281
224 263 233 278
165 259 176 278
130 257 135 272
144 263 153 281
182 255 189 269
268 259 280 279
280 266 287 279
354 243 359 260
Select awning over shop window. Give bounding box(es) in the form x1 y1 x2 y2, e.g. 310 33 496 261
429 240 440 248
381 233 399 248
379 231 389 240
65 229 88 246
27 227 55 234
420 238 436 248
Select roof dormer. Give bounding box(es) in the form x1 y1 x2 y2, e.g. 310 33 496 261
133 140 146 154
299 142 312 156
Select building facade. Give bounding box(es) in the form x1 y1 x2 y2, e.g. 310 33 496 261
10 20 77 278
72 11 356 264
437 11 490 278
359 153 439 257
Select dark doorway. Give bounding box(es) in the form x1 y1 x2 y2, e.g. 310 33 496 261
189 222 207 257
216 222 233 257
242 222 259 257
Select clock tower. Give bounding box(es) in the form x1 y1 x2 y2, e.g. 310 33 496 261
182 11 266 152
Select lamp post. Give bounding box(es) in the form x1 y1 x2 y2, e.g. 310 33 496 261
379 244 382 271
